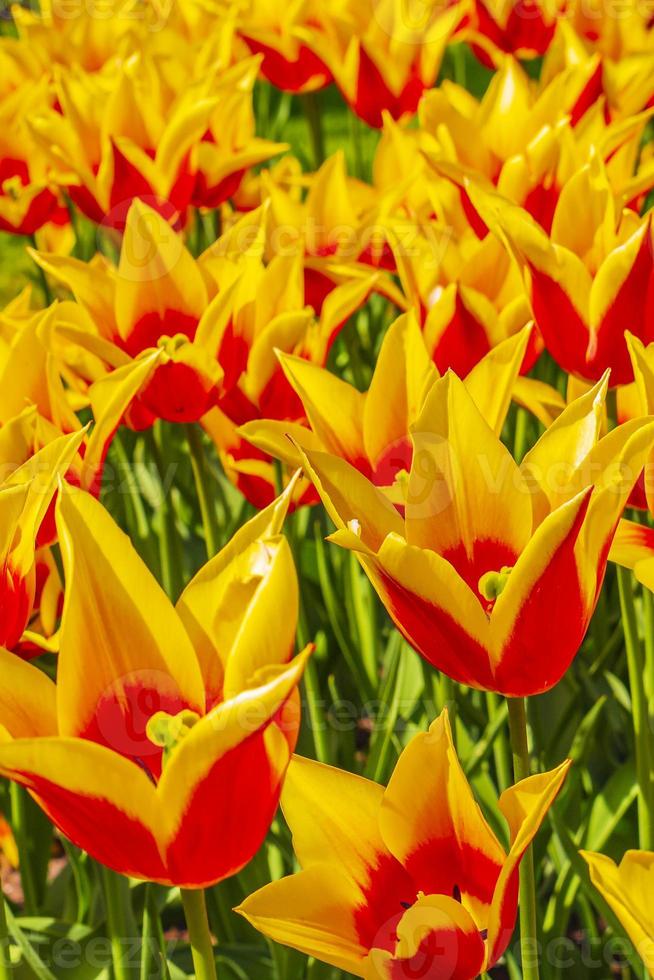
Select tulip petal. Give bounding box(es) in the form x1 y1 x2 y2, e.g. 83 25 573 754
464 326 532 436
379 710 505 927
237 866 369 976
0 647 57 737
281 753 386 884
83 350 163 489
55 488 205 775
580 850 654 975
363 313 438 469
277 352 367 469
365 894 486 980
115 201 207 346
588 220 653 384
371 534 494 689
28 250 117 336
159 651 310 886
237 419 322 469
407 372 531 560
0 737 165 881
490 489 593 696
486 761 571 967
298 447 403 552
520 373 608 521
176 482 298 702
609 519 654 592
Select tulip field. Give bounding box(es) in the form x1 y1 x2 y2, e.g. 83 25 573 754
3 1 654 978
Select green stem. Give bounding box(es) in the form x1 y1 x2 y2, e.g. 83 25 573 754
303 91 325 167
513 407 529 464
642 585 654 713
28 234 53 305
441 674 456 742
101 866 130 980
186 424 220 559
303 653 330 765
617 566 653 849
485 691 512 792
506 697 540 980
10 784 38 914
181 889 217 980
139 885 155 980
0 893 11 980
147 426 183 599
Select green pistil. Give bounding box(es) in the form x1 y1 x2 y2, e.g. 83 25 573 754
146 708 200 766
478 566 513 602
157 333 189 355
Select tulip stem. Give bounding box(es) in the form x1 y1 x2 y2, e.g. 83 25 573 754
617 566 653 850
0 894 10 980
506 697 540 980
181 889 217 980
10 784 39 914
100 866 130 980
186 424 220 559
303 91 325 167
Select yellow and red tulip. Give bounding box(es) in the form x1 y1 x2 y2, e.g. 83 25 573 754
296 371 654 695
28 58 220 230
201 250 379 507
320 0 461 128
0 429 84 652
420 58 654 235
240 316 551 505
460 0 562 65
188 58 287 210
32 200 227 428
237 0 334 93
263 152 404 311
391 222 536 376
0 483 310 886
0 81 68 237
239 709 571 979
468 160 654 386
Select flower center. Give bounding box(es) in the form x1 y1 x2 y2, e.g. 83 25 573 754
478 566 513 603
157 333 190 356
146 708 200 767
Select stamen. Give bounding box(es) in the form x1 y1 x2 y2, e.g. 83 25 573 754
146 708 201 767
478 566 513 602
452 884 462 903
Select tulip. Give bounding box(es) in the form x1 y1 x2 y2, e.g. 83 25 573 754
263 152 406 313
460 0 559 65
390 223 536 377
319 0 461 128
0 483 310 886
581 850 654 975
420 59 654 236
0 81 67 237
296 370 654 696
0 429 84 652
541 20 654 123
241 317 557 505
467 160 654 386
239 709 571 979
201 250 379 508
188 58 288 210
237 0 333 93
31 200 227 427
28 58 222 230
